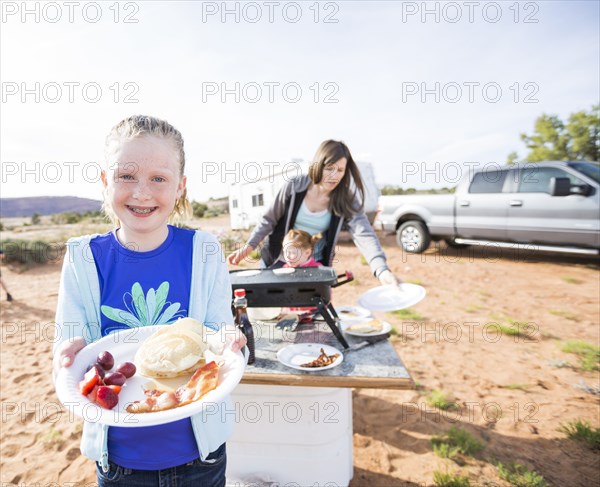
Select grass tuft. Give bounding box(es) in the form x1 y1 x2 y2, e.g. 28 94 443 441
433 469 470 487
426 389 458 411
561 340 600 371
388 308 424 321
432 427 484 458
497 462 548 487
560 276 583 284
560 420 600 450
548 309 580 322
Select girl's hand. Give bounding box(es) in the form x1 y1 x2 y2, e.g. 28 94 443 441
53 336 87 377
378 269 402 287
227 245 254 266
229 333 248 354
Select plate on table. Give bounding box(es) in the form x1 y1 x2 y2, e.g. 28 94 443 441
235 269 262 277
273 267 295 275
358 283 426 312
336 305 372 322
277 343 343 371
341 319 392 337
55 325 245 427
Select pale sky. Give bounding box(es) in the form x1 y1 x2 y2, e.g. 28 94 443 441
1 0 598 202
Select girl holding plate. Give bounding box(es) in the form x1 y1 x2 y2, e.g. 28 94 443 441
53 115 246 486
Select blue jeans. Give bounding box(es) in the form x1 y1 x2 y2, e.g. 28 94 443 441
96 443 226 487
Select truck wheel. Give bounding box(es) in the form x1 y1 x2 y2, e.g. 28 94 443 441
397 221 431 253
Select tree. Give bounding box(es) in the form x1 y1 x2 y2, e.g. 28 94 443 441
510 105 599 162
31 213 41 225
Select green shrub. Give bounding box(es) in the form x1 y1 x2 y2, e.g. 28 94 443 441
497 462 548 487
426 389 458 411
431 427 484 458
560 420 600 450
0 239 63 266
561 341 600 371
433 469 470 487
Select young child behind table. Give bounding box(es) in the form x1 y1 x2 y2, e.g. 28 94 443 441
281 229 322 268
52 115 245 487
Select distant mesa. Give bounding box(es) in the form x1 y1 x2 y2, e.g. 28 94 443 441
0 196 102 218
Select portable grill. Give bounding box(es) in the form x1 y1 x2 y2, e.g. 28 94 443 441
230 267 354 348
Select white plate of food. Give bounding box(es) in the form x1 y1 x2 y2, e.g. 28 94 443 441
277 343 343 371
55 320 245 427
358 283 426 312
341 318 392 337
336 305 372 322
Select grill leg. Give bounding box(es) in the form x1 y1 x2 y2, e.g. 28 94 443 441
313 297 349 349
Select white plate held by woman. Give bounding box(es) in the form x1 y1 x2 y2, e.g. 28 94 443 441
277 343 343 371
357 283 426 312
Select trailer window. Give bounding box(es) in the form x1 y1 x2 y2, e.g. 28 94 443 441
252 194 264 207
232 199 238 209
469 170 507 193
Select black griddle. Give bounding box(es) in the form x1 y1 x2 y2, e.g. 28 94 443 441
230 267 354 348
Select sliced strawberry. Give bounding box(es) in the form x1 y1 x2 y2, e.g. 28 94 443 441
79 366 103 396
87 384 100 402
106 385 122 395
95 386 119 410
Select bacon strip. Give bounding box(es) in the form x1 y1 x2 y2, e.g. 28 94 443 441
126 361 220 413
300 348 340 368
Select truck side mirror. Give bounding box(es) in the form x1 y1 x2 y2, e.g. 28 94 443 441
549 177 571 196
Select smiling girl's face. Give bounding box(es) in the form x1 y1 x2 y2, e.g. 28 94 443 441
101 135 186 250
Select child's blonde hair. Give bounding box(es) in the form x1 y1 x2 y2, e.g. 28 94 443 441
284 229 322 251
103 115 192 225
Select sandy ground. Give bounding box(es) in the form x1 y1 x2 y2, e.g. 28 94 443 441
1 218 599 486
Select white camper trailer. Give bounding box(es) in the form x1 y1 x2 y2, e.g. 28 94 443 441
229 161 380 230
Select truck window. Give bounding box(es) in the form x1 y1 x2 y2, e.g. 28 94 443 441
518 167 584 193
468 170 508 193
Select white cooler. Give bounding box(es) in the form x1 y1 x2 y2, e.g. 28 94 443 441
226 384 353 487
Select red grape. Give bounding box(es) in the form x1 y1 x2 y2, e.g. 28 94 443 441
96 351 114 370
87 363 105 379
115 362 136 379
104 372 126 386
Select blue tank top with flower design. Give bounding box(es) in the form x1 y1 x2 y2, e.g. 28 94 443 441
90 225 198 470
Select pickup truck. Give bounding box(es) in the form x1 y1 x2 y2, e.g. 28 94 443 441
375 161 600 255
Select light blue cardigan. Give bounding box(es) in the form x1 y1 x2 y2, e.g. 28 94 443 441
53 231 242 472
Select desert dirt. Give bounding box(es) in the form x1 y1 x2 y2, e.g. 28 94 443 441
0 216 598 486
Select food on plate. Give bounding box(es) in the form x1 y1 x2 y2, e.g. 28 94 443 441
86 363 105 379
115 361 136 379
80 366 104 396
104 371 126 386
339 309 363 319
300 348 340 368
134 318 210 378
346 319 384 334
95 386 119 410
126 361 220 413
79 350 136 409
96 351 115 370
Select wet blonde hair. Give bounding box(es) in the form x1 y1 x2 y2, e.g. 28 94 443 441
284 229 322 252
103 115 192 225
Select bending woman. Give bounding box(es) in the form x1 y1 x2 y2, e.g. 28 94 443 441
228 140 401 286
